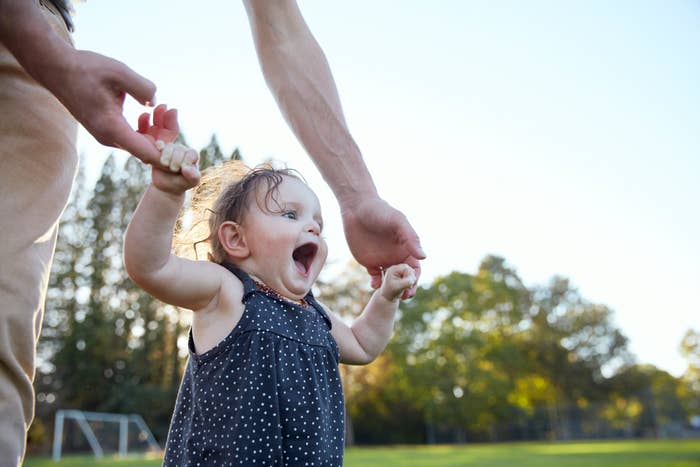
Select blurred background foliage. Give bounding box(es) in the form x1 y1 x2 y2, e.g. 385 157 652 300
28 136 700 455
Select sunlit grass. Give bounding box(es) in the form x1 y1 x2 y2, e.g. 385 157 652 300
25 439 700 467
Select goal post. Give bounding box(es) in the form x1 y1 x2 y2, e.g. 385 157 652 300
52 409 161 461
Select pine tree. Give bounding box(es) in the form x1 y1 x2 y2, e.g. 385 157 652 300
35 159 89 438
35 137 249 448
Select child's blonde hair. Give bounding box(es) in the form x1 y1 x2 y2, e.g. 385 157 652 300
175 160 304 263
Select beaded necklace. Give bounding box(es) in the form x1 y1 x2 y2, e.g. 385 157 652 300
254 280 308 308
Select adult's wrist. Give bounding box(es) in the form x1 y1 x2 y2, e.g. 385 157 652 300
28 46 78 98
0 0 74 88
335 180 379 210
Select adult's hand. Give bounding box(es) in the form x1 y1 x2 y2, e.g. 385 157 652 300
46 49 160 165
341 196 425 299
0 0 160 164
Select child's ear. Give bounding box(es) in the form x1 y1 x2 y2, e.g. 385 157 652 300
219 221 249 259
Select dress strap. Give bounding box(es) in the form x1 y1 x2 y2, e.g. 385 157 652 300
305 294 333 330
219 262 258 302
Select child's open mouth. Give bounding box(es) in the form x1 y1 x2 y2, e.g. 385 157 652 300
292 243 318 275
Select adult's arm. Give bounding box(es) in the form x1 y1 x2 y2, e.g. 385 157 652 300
243 0 425 296
0 0 160 164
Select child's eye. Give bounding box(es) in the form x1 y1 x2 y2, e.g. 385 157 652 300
282 210 297 220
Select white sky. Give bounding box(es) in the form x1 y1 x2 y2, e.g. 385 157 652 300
70 1 699 377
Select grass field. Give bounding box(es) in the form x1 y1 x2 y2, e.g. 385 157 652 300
25 439 700 466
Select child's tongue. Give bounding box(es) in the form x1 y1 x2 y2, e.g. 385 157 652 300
294 259 307 275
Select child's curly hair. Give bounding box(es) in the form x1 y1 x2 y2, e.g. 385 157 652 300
174 160 304 263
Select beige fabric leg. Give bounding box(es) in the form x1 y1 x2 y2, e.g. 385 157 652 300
0 2 77 465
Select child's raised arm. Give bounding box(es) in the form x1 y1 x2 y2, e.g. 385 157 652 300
327 264 416 365
123 105 224 311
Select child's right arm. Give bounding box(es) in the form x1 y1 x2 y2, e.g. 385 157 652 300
124 183 224 311
124 107 225 311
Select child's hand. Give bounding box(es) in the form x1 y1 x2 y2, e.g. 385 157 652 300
151 143 200 195
137 104 199 194
379 264 417 302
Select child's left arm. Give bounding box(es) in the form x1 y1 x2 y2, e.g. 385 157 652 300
328 264 416 365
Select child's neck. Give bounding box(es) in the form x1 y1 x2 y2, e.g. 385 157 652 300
247 273 309 308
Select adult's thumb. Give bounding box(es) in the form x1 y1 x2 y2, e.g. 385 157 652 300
111 119 160 165
403 225 426 260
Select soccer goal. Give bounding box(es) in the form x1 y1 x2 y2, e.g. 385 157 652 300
52 409 161 461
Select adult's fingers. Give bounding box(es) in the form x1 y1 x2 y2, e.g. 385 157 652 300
117 63 157 107
111 118 160 165
408 237 426 261
400 220 426 260
152 104 167 128
369 271 382 289
150 104 178 134
162 108 179 132
137 112 150 134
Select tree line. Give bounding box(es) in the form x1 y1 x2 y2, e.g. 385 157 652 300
28 137 700 454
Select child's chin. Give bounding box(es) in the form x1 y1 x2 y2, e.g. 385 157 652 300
286 279 310 296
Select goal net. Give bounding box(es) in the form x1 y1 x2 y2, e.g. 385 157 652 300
52 410 161 460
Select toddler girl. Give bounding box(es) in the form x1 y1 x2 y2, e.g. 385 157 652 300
124 106 415 466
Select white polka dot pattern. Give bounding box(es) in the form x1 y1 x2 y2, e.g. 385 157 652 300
163 264 345 466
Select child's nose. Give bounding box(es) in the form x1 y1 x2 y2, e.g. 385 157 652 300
307 221 321 235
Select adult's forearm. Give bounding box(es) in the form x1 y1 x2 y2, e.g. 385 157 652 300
0 0 74 89
244 0 378 205
124 185 184 282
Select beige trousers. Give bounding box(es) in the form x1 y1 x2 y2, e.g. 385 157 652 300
0 2 77 465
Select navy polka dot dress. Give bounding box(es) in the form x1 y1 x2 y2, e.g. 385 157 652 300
163 264 345 466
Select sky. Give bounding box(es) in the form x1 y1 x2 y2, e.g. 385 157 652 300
69 1 699 377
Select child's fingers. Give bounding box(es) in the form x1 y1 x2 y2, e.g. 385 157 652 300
388 263 414 279
169 145 186 172
380 264 417 301
181 148 200 185
184 147 199 167
160 143 174 167
159 141 197 175
181 164 201 186
392 264 417 289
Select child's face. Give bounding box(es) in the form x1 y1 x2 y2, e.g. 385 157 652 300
242 175 327 299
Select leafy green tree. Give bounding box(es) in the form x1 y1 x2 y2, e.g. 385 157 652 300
524 276 632 439
680 329 700 420
70 154 129 410
34 160 89 449
392 256 532 441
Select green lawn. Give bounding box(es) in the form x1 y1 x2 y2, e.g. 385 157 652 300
25 439 700 467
